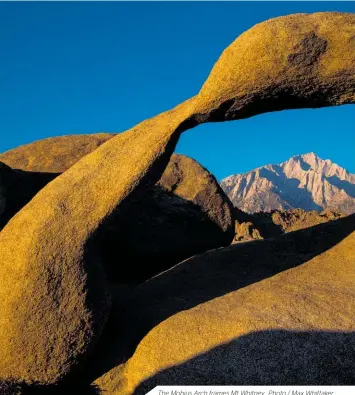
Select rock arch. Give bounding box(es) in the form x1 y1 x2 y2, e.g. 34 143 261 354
194 12 355 122
0 11 354 386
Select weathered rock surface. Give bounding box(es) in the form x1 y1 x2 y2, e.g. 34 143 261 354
233 206 345 243
1 11 355 388
92 215 355 393
221 153 355 214
233 220 263 243
0 134 114 230
92 13 355 389
101 153 234 282
0 135 114 229
0 134 114 173
269 207 345 233
0 97 197 385
0 135 234 281
0 380 100 395
194 12 355 121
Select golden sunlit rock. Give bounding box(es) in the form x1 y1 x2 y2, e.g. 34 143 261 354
94 215 355 393
0 136 235 282
0 133 114 173
195 12 355 121
0 11 355 389
0 98 196 385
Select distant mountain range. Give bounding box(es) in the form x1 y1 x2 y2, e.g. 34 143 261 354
220 153 355 214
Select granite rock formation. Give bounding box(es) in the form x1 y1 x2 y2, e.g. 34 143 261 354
0 137 235 281
92 215 355 393
101 153 234 282
0 134 114 173
233 206 344 243
0 98 196 385
0 11 354 388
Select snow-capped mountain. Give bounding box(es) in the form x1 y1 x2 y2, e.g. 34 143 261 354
220 153 355 214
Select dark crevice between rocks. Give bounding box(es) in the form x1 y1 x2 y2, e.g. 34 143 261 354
0 166 58 230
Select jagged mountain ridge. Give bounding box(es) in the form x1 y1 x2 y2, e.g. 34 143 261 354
220 153 355 214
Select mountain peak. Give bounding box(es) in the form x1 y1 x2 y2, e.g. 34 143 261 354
300 152 318 161
300 152 323 164
220 153 355 215
288 152 321 165
286 152 324 173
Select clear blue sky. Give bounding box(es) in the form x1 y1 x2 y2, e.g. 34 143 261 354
1 2 354 180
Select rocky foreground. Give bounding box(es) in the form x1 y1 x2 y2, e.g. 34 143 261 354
93 214 355 393
233 207 345 243
0 11 355 395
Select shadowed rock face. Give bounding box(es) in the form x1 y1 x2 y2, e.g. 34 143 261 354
232 207 345 243
133 330 355 390
0 11 354 388
0 164 57 229
0 139 235 282
101 154 235 282
92 215 355 393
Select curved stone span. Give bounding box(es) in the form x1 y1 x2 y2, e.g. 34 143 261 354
0 11 354 386
0 97 197 385
194 12 355 121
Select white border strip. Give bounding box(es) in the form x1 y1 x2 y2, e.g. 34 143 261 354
147 387 355 395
